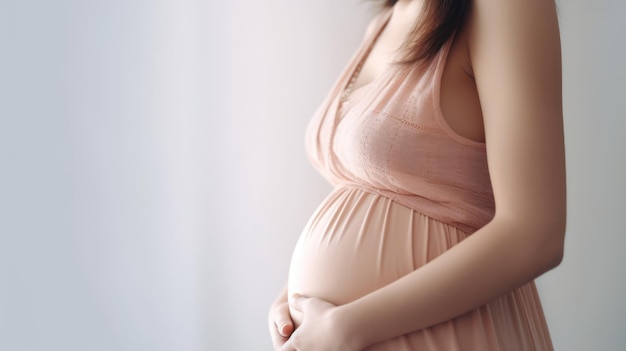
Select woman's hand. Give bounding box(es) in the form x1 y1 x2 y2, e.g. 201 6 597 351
268 286 295 350
280 295 361 351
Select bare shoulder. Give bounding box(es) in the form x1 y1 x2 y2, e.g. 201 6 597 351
467 0 559 27
464 0 562 119
464 0 562 122
466 0 560 61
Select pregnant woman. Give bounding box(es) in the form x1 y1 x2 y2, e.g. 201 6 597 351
269 0 565 350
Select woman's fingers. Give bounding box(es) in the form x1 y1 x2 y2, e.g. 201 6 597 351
270 332 288 351
269 301 294 350
269 317 289 350
290 295 331 314
279 333 298 351
289 294 307 313
276 318 294 337
274 302 294 336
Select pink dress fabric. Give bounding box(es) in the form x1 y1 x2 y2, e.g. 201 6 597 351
287 7 554 350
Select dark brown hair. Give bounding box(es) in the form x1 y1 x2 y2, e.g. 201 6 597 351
377 0 470 64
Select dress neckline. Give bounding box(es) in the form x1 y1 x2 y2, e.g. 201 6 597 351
336 7 395 112
327 7 395 166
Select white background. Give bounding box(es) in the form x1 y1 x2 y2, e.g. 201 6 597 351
0 0 624 350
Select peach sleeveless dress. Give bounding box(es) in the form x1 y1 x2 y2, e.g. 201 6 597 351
287 7 553 350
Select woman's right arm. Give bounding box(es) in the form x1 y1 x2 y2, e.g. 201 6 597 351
268 284 294 350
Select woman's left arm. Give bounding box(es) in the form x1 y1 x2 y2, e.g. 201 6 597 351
281 0 565 349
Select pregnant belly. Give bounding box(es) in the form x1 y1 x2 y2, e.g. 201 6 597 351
286 186 469 326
